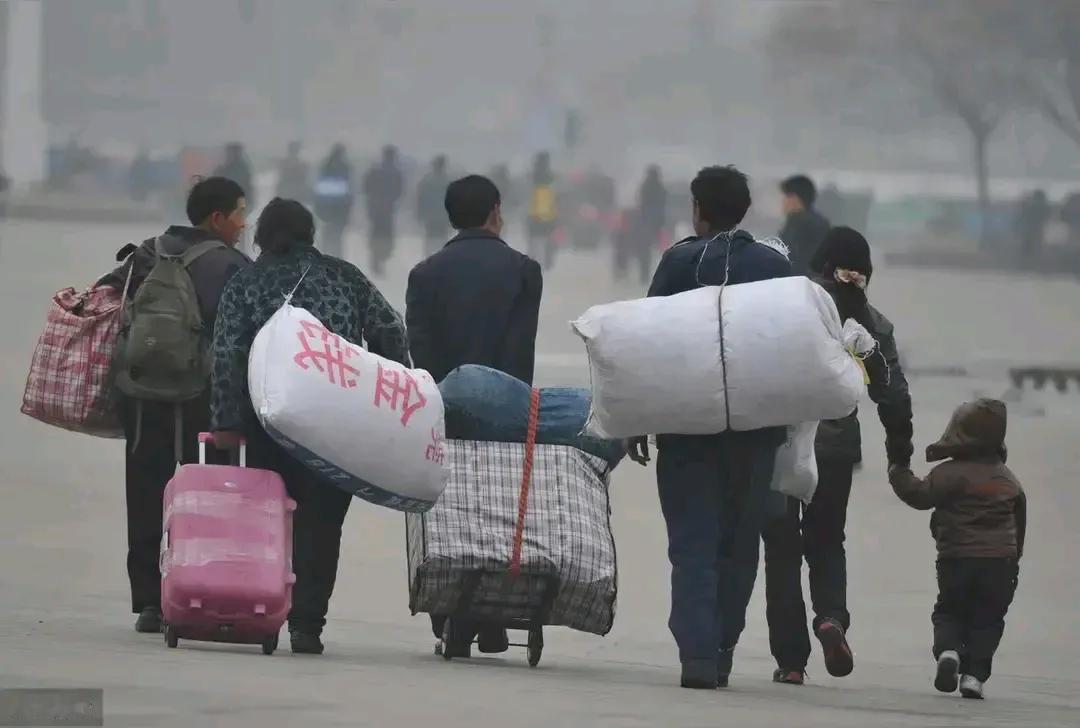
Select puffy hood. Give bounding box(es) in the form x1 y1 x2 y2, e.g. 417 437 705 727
927 398 1007 463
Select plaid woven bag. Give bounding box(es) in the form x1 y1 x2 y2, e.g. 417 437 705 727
21 284 126 438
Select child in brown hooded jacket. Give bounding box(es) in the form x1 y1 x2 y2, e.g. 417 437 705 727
889 398 1025 700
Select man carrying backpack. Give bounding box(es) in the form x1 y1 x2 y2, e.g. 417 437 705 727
100 176 251 633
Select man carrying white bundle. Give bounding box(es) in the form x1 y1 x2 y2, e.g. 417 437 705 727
628 165 791 690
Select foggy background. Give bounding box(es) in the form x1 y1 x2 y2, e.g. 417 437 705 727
1 0 1078 243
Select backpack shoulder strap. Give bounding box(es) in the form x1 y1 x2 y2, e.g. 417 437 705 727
180 240 227 268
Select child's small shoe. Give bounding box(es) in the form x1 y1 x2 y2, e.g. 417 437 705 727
959 675 985 699
934 650 960 693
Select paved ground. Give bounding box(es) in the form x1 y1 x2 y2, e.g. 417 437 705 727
1 219 1078 727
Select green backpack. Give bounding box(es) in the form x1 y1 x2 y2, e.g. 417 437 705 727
114 237 224 404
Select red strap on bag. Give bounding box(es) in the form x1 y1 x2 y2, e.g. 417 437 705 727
508 388 541 577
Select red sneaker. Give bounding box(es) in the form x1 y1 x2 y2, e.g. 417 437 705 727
773 668 806 685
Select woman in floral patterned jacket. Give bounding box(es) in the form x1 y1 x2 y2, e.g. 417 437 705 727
210 197 409 655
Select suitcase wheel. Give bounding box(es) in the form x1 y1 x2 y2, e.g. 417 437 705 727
164 624 179 649
261 632 279 656
527 627 543 668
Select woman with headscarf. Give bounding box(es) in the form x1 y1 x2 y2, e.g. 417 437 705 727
762 226 914 685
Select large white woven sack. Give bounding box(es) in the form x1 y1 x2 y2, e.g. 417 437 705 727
248 304 449 513
572 277 863 438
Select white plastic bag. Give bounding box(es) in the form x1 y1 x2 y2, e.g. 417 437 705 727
842 319 877 356
771 421 819 504
248 304 449 513
572 277 863 438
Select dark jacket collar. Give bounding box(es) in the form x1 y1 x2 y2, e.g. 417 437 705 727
445 228 506 248
163 225 220 244
672 228 754 251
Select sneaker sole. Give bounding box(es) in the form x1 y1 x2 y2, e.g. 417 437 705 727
816 623 854 677
960 685 984 700
935 654 960 693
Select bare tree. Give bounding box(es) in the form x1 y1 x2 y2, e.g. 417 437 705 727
770 0 1020 245
1008 0 1080 148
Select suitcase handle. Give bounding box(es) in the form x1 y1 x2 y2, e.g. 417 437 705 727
198 432 247 467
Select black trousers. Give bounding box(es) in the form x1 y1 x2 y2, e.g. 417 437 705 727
122 396 221 614
933 557 1018 682
248 431 353 636
762 459 854 670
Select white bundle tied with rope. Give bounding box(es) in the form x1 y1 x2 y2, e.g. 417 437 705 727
571 233 867 439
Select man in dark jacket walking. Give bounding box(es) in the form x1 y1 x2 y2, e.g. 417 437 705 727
406 174 543 653
214 143 255 209
363 145 405 276
634 165 668 284
762 226 914 685
407 174 543 386
314 144 354 260
416 155 451 258
779 175 831 276
99 176 251 634
629 166 792 690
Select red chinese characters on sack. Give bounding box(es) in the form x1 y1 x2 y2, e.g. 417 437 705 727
373 362 427 426
425 427 445 465
293 320 361 389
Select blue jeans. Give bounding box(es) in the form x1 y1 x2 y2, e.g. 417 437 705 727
656 430 780 666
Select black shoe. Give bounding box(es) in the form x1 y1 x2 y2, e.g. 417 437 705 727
934 650 960 693
717 646 735 688
680 660 718 690
816 618 854 677
773 668 806 685
477 627 510 654
134 607 163 634
290 630 325 655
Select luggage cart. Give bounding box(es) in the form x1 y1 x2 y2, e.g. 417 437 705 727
408 389 618 667
434 570 560 667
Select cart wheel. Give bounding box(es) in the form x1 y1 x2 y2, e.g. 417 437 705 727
164 624 179 649
261 633 279 656
441 618 471 660
527 628 543 668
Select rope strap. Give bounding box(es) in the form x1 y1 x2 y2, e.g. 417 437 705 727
509 388 541 577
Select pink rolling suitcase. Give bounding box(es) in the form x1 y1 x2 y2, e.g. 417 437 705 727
160 433 296 654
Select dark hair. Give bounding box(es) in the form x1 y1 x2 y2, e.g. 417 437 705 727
780 174 817 208
186 176 245 225
691 165 751 231
445 175 501 230
254 197 316 255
